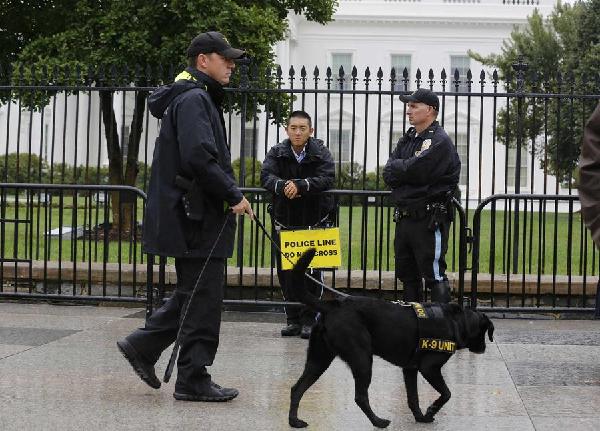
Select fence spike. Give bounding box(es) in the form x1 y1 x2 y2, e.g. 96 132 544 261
86 65 95 85
145 64 153 83
41 65 49 85
29 65 37 85
18 64 25 85
250 62 259 83
428 68 435 88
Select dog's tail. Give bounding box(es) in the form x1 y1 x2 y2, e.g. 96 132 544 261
291 248 334 313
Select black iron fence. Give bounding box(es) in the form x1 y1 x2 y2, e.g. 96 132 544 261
0 183 157 319
1 61 599 313
471 194 599 314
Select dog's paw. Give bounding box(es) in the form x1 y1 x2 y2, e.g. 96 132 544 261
414 414 435 423
289 417 308 428
373 418 391 428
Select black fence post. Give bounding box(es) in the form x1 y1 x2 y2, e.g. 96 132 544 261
594 278 600 319
512 56 528 274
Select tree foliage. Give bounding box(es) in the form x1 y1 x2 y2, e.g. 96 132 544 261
2 0 336 231
469 1 600 185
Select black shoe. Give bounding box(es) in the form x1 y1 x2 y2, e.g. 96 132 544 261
116 339 161 389
281 323 302 337
300 325 312 339
174 382 239 402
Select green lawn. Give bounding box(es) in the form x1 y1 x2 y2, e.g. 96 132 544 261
1 196 597 276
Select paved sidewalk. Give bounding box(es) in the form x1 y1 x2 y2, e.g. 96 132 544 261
0 302 599 431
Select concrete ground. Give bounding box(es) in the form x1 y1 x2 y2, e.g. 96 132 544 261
0 302 599 431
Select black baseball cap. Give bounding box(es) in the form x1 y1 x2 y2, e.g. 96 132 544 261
186 31 245 59
399 88 439 111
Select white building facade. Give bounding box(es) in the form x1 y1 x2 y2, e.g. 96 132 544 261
1 0 570 207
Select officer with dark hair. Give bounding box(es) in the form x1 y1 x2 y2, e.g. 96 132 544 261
261 110 335 338
117 31 253 402
383 88 461 303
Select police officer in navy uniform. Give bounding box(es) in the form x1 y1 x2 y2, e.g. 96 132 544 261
117 31 253 402
383 88 460 303
261 111 335 338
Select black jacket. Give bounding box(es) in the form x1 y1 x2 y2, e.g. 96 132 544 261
383 121 460 209
261 137 335 227
579 102 600 247
142 67 243 258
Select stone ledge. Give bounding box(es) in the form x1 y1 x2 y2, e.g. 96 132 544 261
0 260 597 296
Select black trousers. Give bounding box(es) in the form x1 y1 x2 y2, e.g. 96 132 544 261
126 256 225 394
394 215 450 302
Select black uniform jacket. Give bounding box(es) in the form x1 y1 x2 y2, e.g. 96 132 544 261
260 137 335 227
383 121 460 209
143 67 243 258
579 102 600 247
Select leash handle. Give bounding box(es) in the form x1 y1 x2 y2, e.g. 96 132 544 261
253 216 348 298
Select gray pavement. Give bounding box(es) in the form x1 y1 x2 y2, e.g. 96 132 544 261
0 302 599 431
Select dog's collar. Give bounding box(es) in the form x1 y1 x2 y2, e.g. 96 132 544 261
391 301 445 320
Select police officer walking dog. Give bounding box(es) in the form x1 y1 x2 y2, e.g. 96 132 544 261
383 88 460 303
117 31 253 402
261 111 335 339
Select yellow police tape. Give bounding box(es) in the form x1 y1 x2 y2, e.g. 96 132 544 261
419 338 456 353
279 227 342 270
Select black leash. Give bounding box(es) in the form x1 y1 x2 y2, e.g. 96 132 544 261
252 216 349 298
163 212 232 383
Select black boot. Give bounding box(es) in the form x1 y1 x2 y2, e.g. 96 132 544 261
281 323 302 336
429 280 451 303
402 281 423 303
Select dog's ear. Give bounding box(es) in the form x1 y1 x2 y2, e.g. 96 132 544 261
484 314 494 342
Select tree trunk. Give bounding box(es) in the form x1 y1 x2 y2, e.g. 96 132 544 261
99 89 147 238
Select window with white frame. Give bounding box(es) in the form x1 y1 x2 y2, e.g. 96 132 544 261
506 146 528 188
451 133 468 186
242 124 258 158
329 128 351 163
389 129 404 147
450 55 471 93
331 53 353 90
122 125 130 162
391 54 412 91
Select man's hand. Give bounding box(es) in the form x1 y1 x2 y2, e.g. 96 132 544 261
284 180 300 199
231 196 254 218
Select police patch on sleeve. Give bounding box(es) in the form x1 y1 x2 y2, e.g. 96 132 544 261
414 139 432 157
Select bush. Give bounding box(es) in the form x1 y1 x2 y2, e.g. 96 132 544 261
0 153 47 182
0 153 150 190
232 157 262 187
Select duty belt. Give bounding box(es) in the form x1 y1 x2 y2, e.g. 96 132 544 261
394 201 449 222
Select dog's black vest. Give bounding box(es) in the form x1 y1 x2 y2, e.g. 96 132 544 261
393 301 457 357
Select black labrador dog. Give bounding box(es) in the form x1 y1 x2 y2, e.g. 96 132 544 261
288 249 494 429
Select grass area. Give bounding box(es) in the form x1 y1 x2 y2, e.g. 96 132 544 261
1 196 597 276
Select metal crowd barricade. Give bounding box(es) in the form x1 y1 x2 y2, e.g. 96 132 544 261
470 193 599 315
0 183 157 319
